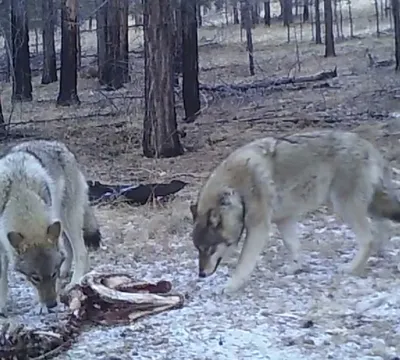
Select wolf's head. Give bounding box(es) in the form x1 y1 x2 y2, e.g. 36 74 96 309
190 189 245 278
8 221 65 310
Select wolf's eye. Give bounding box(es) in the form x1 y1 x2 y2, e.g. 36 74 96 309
30 274 41 283
51 272 58 279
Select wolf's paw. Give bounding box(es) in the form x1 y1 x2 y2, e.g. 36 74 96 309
0 308 7 318
32 303 49 316
339 262 365 277
223 278 245 294
282 262 304 276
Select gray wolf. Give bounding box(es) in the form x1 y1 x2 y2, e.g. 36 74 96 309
190 130 400 293
0 140 101 315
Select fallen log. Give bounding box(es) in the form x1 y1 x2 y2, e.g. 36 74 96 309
87 179 188 206
199 67 338 93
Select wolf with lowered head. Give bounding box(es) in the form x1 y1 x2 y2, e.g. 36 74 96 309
190 130 400 293
0 140 101 316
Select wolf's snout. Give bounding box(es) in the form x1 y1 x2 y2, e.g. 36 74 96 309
199 271 207 278
46 299 58 309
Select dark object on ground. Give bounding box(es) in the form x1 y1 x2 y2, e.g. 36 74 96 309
0 271 184 360
87 179 188 205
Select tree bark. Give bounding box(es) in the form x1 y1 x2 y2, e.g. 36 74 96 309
181 0 200 123
41 0 57 84
233 2 240 24
120 0 130 82
97 0 123 90
315 0 322 44
142 0 184 158
11 0 32 102
57 0 80 106
173 2 183 85
264 1 271 26
96 0 107 82
241 0 255 75
1 0 11 82
196 3 202 26
303 0 309 22
393 0 400 70
324 0 336 57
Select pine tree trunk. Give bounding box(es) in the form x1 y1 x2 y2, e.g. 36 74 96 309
1 0 11 82
241 0 255 75
324 0 336 56
233 2 240 24
315 0 322 43
264 1 271 26
393 0 400 70
11 0 32 102
96 0 107 83
142 0 183 158
120 0 129 82
41 0 57 84
181 0 200 123
173 2 183 85
57 0 80 106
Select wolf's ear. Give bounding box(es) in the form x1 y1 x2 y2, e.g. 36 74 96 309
8 232 25 252
47 221 62 244
190 202 198 221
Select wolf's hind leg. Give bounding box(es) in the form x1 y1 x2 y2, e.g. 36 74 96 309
276 217 302 274
332 197 374 275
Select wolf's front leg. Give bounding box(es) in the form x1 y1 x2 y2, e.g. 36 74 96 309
0 255 8 316
224 223 270 294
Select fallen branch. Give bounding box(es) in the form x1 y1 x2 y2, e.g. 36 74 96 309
199 67 338 93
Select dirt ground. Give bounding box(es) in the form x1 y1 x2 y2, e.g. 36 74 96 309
2 3 400 359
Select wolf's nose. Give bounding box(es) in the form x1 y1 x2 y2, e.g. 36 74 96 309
199 271 206 278
46 300 58 309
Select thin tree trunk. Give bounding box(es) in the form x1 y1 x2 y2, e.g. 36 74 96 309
120 0 129 82
104 0 123 90
57 0 80 105
264 1 271 25
11 0 32 102
77 23 81 70
315 0 322 43
393 0 400 70
42 0 57 84
303 0 309 22
96 0 107 83
1 0 11 82
347 0 354 37
233 2 240 24
324 0 336 56
142 0 183 158
197 3 202 26
334 0 340 39
339 0 344 38
181 0 200 123
283 0 293 26
173 3 183 85
374 0 380 36
0 95 4 127
241 0 255 75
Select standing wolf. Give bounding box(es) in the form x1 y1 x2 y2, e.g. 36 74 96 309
0 140 101 315
190 130 400 293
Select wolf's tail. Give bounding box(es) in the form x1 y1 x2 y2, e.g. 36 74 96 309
368 183 400 223
83 203 102 250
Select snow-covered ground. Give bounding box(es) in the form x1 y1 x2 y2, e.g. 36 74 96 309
3 207 400 360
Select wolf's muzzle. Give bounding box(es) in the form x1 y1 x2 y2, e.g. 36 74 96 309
46 299 58 309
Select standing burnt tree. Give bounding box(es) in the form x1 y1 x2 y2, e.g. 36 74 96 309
324 0 336 56
57 0 80 105
264 1 271 26
1 0 11 82
241 0 255 75
181 0 200 123
41 0 57 84
393 0 400 70
173 0 183 85
97 0 124 89
11 0 32 102
142 0 183 158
